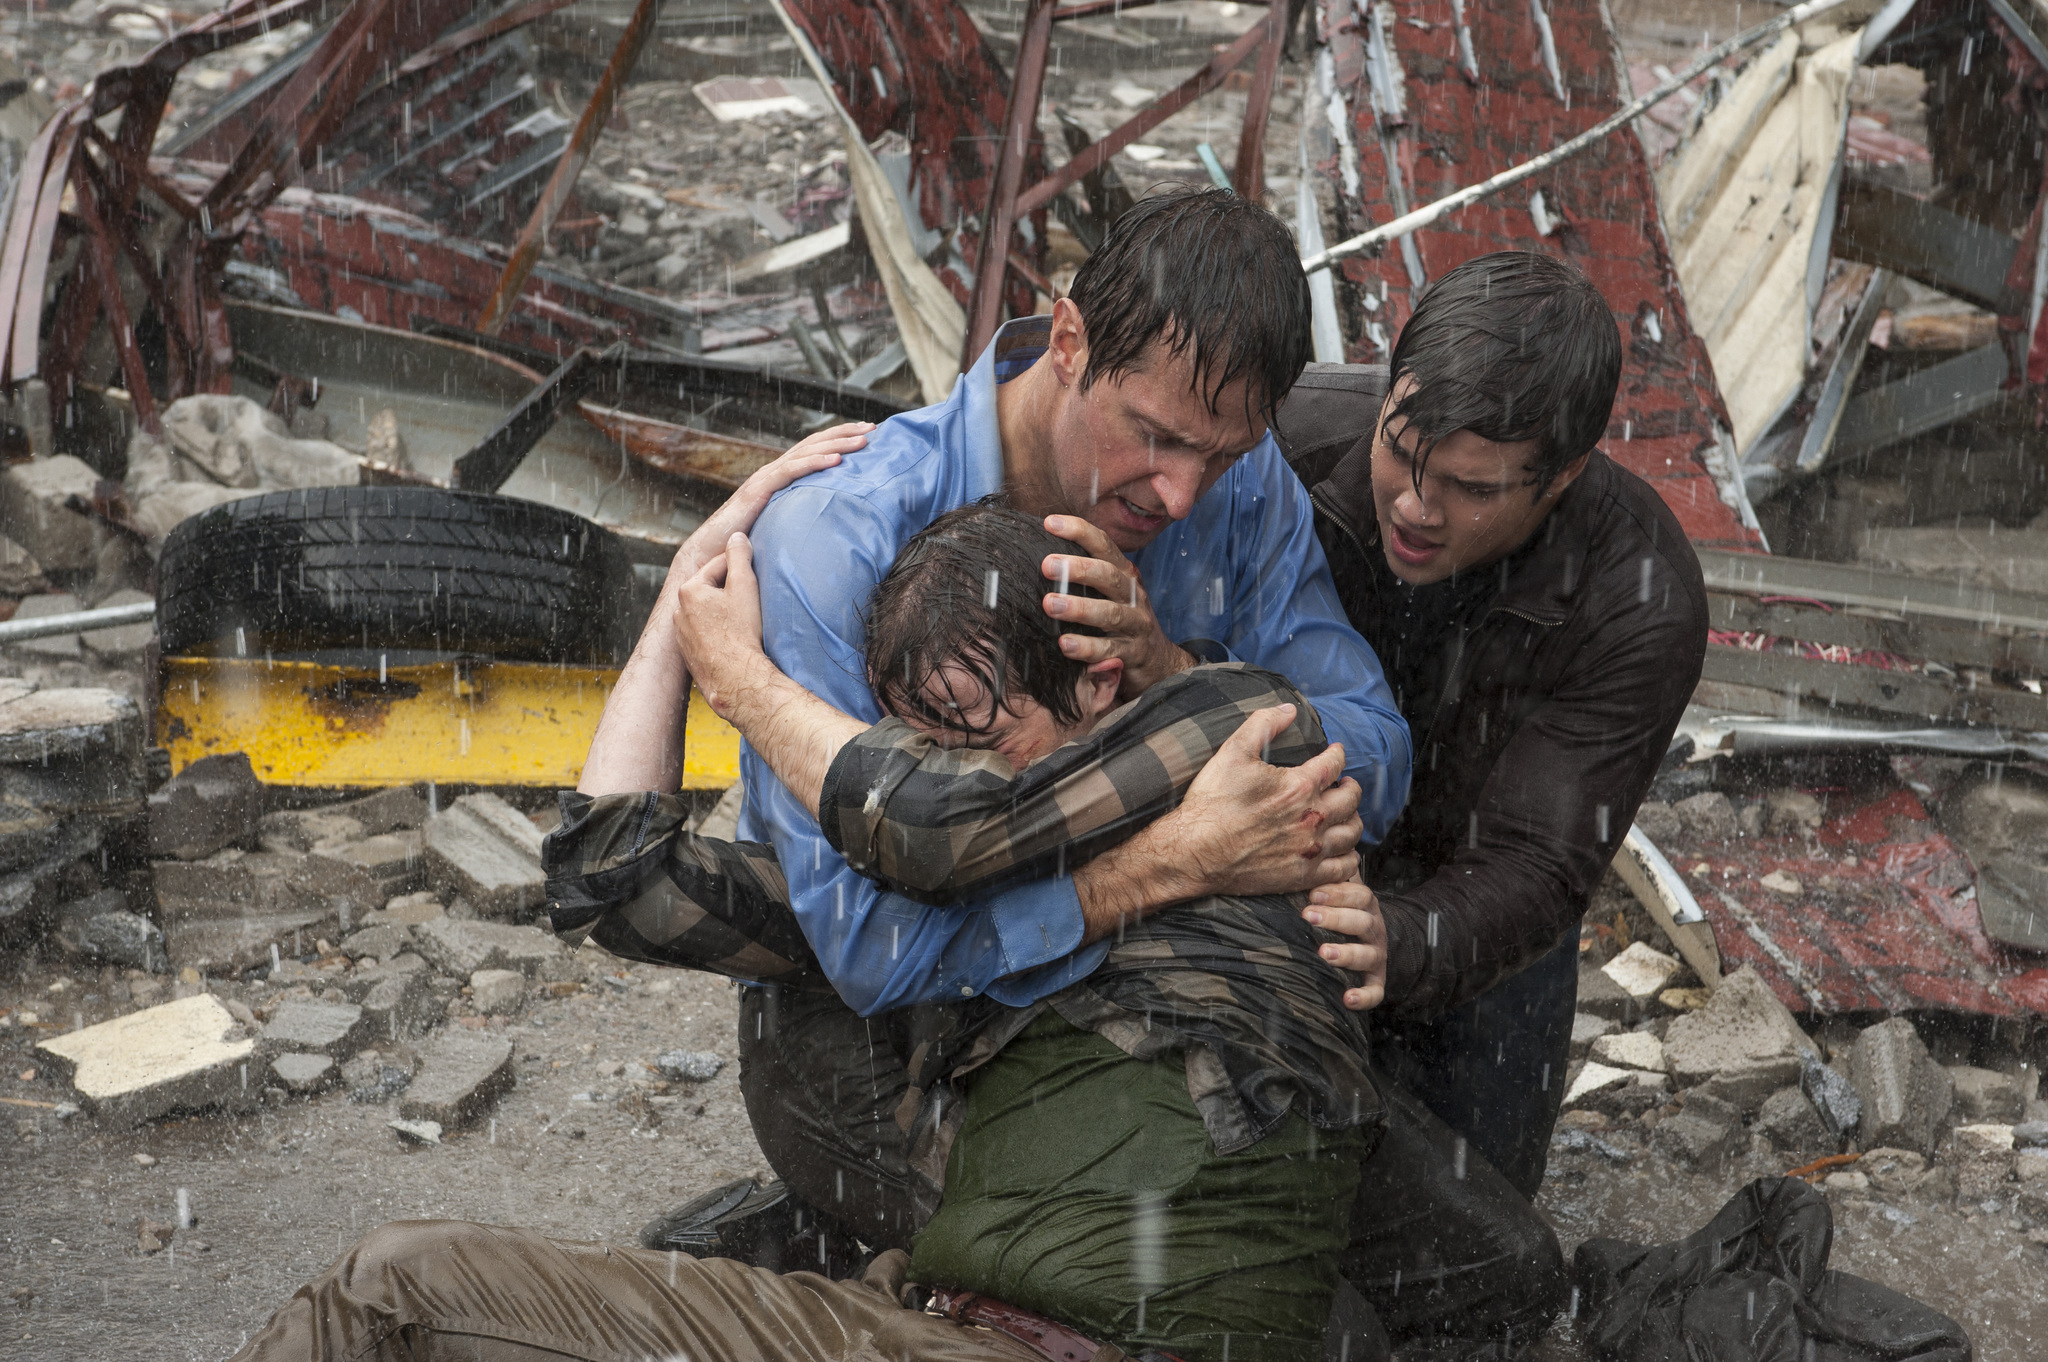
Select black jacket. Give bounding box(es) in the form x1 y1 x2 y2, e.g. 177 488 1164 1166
1273 364 1709 1023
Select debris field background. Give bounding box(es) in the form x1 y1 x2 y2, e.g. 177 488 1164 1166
4 0 2048 1359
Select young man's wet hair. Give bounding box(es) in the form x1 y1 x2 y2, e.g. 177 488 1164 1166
1383 250 1621 493
863 498 1105 736
1068 185 1315 421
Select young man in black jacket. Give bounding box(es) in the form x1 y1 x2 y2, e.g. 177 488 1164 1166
1277 250 1710 1196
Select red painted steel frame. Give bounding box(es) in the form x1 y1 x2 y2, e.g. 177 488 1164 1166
962 0 1288 367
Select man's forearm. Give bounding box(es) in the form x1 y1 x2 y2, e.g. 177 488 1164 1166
706 661 867 819
577 607 692 796
1073 818 1200 942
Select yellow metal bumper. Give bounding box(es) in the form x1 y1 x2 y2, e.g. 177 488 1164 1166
157 656 741 790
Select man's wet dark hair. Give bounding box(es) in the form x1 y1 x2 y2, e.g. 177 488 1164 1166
1068 186 1313 420
1385 250 1621 494
864 498 1104 737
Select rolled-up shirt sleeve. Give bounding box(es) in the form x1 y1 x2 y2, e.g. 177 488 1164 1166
740 480 1103 1016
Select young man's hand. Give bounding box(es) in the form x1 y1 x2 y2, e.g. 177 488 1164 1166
1303 879 1387 1011
1040 514 1196 699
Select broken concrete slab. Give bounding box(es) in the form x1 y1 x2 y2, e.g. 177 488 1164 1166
364 891 445 928
1661 966 1820 1087
389 1117 442 1145
335 786 430 836
1852 1017 1956 1155
1759 1086 1828 1150
1566 1061 1634 1107
0 684 145 810
0 815 106 944
0 534 47 596
163 908 333 975
1576 962 1641 1023
258 808 367 854
149 752 262 861
1949 1065 2024 1125
1673 791 1740 841
1694 1055 1805 1117
1946 1123 2017 1201
0 454 101 573
303 831 423 909
359 966 436 1041
398 1030 513 1129
54 889 167 973
1652 1110 1741 1167
35 994 261 1125
340 923 412 961
1590 1031 1667 1072
469 968 524 1015
1601 943 1682 1003
1802 1054 1864 1141
1571 1012 1619 1060
270 1052 335 1093
422 793 545 918
260 999 369 1058
153 850 322 918
410 918 567 980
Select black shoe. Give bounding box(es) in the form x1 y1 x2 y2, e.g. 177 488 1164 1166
638 1178 865 1277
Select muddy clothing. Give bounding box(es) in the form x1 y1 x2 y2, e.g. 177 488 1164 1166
548 664 1381 1157
226 1223 1048 1362
912 1014 1369 1362
1271 363 1709 1193
739 987 1566 1353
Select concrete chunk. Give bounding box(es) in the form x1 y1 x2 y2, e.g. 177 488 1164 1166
469 968 525 1015
1576 961 1641 1023
1570 1012 1618 1060
1695 1055 1806 1117
35 994 260 1125
271 1052 336 1093
398 1031 513 1129
340 924 412 961
1601 943 1682 1002
1759 1087 1828 1150
1945 1123 2017 1201
303 831 423 908
1566 1061 1634 1107
0 455 100 572
1802 1054 1864 1141
1661 966 1819 1086
1652 1111 1741 1166
55 889 167 973
261 999 369 1058
1851 1017 1956 1155
1673 791 1740 842
0 685 145 810
335 786 429 836
149 752 262 861
1949 1065 2024 1124
423 793 545 917
1590 1031 1667 1072
411 918 566 979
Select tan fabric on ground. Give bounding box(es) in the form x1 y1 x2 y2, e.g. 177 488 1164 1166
228 1220 1044 1362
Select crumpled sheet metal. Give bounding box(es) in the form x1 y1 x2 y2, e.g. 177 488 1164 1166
1661 785 2048 1018
1310 0 1764 552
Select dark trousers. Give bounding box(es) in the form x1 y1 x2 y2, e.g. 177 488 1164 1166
1375 930 1581 1199
737 987 1568 1355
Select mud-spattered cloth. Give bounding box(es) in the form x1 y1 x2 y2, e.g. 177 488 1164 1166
1573 1177 1969 1362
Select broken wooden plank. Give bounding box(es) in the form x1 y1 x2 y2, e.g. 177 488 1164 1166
1834 179 2021 314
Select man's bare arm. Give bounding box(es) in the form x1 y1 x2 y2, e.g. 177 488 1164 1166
577 423 870 796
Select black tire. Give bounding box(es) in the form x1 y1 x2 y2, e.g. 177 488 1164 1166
156 486 639 664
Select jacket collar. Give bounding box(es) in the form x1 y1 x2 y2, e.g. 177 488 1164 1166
1314 440 1617 628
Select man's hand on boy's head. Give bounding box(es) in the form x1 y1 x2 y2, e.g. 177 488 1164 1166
1039 514 1196 700
1303 880 1387 1011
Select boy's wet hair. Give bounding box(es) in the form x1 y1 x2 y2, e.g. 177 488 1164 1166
1069 185 1313 422
864 497 1104 737
1385 250 1621 495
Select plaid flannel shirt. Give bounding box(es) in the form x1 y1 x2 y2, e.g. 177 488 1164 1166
545 664 1381 1152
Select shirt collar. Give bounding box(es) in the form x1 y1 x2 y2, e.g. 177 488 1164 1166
960 316 1053 502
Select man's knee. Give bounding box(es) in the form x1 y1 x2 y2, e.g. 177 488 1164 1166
337 1221 481 1298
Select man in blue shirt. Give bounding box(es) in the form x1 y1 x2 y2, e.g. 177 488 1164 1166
579 187 1408 1242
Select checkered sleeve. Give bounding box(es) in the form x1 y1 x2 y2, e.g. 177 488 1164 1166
817 663 1327 906
542 791 824 986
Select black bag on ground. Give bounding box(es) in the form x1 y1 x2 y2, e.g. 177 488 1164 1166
1572 1177 1969 1362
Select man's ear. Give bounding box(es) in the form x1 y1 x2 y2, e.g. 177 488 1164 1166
1048 296 1089 388
1539 452 1594 503
1083 658 1123 716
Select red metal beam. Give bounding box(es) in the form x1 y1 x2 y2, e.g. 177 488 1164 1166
1231 2 1287 199
477 0 663 336
397 0 584 77
1014 17 1272 219
1052 0 1266 22
963 0 1059 368
69 170 160 433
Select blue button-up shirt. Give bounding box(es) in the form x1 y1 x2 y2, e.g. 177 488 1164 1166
739 319 1412 1016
